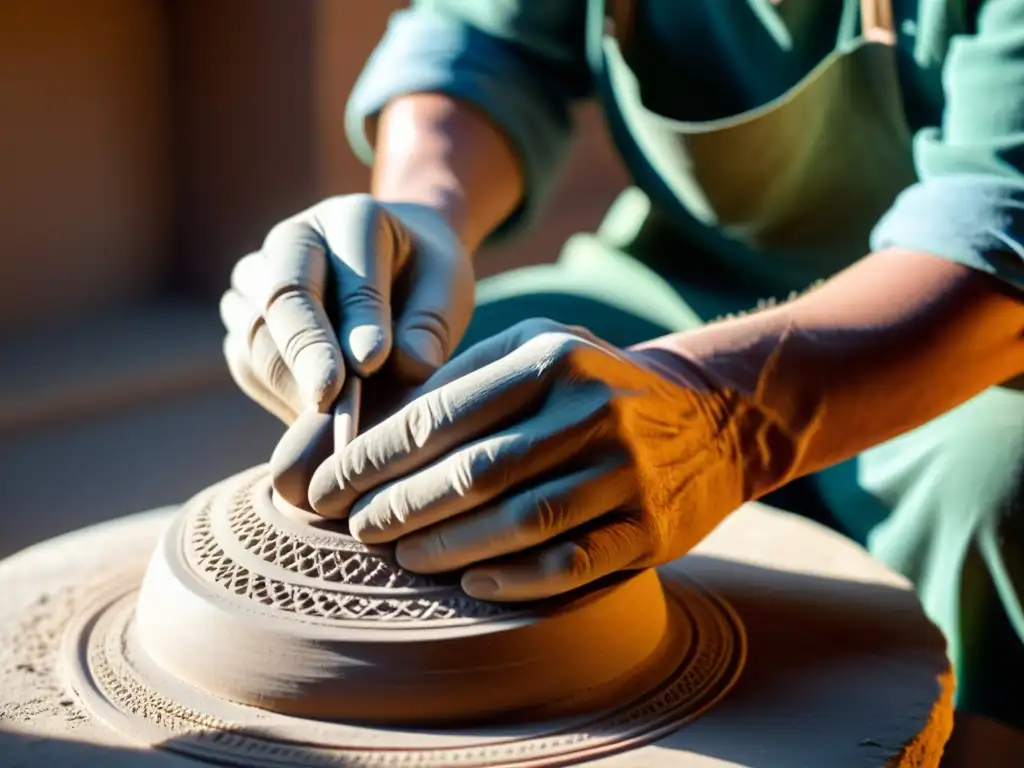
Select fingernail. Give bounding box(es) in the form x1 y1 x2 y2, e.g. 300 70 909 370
347 325 389 373
462 573 500 599
292 344 341 409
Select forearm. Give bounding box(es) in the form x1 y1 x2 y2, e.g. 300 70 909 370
635 249 1024 495
371 94 524 253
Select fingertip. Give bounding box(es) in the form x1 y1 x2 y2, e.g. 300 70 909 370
308 459 349 518
291 344 344 411
345 324 391 376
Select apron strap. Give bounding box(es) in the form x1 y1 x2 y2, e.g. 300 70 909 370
860 0 897 44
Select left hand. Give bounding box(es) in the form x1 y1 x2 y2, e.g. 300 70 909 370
310 319 756 601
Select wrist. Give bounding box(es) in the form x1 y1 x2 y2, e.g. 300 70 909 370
629 321 817 501
373 178 474 253
371 94 523 255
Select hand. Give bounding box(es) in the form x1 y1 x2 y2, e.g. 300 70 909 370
219 194 474 424
310 319 768 601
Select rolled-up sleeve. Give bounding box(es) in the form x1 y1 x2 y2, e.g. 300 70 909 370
345 1 592 240
870 0 1024 290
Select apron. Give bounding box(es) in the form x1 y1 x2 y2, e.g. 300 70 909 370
471 1 1024 728
587 0 918 295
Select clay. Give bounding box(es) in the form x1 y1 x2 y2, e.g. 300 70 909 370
0 473 956 767
268 407 333 508
133 467 727 726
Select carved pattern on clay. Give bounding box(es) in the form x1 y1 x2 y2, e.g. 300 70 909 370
68 574 746 768
184 474 517 622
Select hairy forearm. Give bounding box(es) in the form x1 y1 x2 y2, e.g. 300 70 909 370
635 249 1024 494
370 94 524 253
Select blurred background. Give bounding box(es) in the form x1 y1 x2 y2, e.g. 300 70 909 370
0 0 627 557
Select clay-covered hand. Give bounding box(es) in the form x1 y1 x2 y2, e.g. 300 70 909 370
218 194 473 423
311 319 773 601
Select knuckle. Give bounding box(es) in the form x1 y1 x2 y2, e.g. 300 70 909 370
404 399 438 451
314 193 373 220
281 326 334 368
510 490 562 538
541 542 593 582
464 447 512 498
397 306 449 339
341 282 388 314
426 527 453 558
260 351 291 392
262 216 309 251
447 450 481 499
514 317 568 339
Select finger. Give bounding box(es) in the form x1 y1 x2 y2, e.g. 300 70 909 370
269 407 334 509
461 513 650 602
346 387 613 542
419 318 569 393
384 204 472 383
261 216 343 410
218 288 260 339
250 320 304 414
308 458 343 515
316 195 406 377
395 459 634 573
223 334 298 424
324 339 554 517
307 377 361 513
220 287 305 414
230 252 266 299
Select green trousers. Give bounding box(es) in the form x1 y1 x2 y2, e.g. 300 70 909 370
461 219 1024 731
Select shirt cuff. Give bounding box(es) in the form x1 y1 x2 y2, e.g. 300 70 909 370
870 175 1024 291
345 9 575 242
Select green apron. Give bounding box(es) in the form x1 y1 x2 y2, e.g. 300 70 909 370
465 0 1024 729
592 0 917 292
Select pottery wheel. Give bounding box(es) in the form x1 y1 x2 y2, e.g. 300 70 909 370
0 466 954 767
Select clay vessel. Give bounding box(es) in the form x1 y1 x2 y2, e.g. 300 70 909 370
134 467 700 725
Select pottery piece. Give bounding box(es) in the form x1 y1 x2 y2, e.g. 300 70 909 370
132 466 741 727
0 468 955 766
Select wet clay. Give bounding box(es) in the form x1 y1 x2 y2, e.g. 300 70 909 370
0 472 955 766
133 467 723 726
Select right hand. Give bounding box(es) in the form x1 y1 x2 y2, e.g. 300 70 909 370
219 194 475 424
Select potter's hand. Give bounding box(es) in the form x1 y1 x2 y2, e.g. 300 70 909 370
311 319 757 601
219 194 473 423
